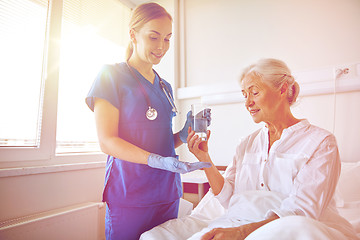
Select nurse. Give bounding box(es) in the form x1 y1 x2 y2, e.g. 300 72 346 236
85 2 211 240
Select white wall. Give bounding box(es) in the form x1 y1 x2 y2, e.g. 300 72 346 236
0 165 105 221
175 0 360 165
183 0 360 85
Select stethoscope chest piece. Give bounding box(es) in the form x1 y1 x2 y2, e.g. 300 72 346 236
126 62 177 121
146 107 158 120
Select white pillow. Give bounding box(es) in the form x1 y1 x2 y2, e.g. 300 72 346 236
335 161 360 207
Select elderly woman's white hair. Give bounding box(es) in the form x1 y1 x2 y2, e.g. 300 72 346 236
240 58 300 106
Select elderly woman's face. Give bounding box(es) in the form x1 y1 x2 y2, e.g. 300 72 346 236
241 76 282 124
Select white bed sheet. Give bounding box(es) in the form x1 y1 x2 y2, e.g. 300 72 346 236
336 161 360 238
141 161 360 240
141 192 359 240
338 206 360 238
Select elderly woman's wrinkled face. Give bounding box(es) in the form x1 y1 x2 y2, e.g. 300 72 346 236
241 76 282 124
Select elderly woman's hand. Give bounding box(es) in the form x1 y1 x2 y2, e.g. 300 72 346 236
200 226 245 240
201 223 256 240
187 127 211 162
201 216 280 240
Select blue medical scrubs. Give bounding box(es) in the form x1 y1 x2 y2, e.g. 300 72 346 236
86 63 182 240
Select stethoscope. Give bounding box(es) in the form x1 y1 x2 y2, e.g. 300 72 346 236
126 62 178 120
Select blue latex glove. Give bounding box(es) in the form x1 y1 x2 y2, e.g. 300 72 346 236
179 109 211 143
147 153 212 174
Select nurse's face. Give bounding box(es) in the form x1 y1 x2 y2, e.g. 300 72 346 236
241 76 282 124
132 16 172 65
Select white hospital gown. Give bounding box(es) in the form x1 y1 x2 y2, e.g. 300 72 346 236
141 120 359 240
220 119 340 217
210 119 357 239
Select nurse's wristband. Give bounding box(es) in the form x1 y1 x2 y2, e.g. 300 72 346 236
147 153 211 174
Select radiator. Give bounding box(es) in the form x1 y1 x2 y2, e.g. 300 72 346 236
0 202 105 240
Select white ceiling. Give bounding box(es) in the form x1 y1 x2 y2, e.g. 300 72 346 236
119 0 149 8
130 0 149 5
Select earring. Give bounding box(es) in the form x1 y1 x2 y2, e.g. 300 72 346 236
129 29 136 43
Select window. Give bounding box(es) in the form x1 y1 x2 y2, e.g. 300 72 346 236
0 0 131 161
56 0 131 153
0 0 48 147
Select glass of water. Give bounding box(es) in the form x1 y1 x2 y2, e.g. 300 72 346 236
191 103 208 141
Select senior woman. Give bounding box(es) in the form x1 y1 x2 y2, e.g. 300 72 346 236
183 58 358 240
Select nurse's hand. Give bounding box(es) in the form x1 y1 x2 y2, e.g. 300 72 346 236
178 109 211 143
147 153 211 174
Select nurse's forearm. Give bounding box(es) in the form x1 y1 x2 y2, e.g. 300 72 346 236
99 136 150 164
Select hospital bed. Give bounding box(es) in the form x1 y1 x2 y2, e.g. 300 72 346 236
141 161 360 239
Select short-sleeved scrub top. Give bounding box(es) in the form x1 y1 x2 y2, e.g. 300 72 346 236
86 63 182 207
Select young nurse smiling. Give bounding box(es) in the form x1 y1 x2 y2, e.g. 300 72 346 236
128 16 172 84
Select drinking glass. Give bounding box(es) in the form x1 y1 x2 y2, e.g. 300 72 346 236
191 103 208 141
